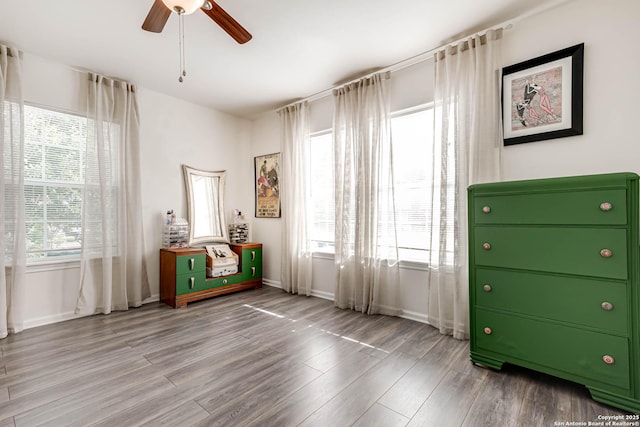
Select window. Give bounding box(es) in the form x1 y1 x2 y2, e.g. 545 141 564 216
308 104 454 264
391 107 434 262
309 131 335 253
23 104 87 262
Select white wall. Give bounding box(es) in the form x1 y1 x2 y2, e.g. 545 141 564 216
501 0 640 180
249 112 282 284
138 89 253 298
249 0 640 322
21 53 253 328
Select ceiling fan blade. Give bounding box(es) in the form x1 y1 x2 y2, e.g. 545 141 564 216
142 0 171 33
201 1 252 44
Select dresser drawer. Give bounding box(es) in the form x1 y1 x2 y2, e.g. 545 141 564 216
241 247 262 280
475 268 628 334
175 271 208 295
475 308 630 389
474 226 628 279
176 253 206 275
474 190 627 225
206 273 245 289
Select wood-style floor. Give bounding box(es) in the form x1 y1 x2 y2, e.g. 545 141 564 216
0 286 629 426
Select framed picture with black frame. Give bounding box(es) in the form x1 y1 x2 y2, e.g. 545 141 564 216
254 152 281 218
502 43 584 146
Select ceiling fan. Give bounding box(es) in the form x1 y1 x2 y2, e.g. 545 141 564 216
142 0 252 44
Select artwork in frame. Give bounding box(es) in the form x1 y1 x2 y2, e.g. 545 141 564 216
502 43 584 146
254 152 281 218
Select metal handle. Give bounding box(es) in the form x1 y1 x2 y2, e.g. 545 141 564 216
482 206 491 214
601 301 614 311
189 258 195 270
482 243 491 251
189 277 195 289
251 251 255 261
483 284 492 292
600 202 613 212
602 355 615 365
600 249 612 258
483 327 492 335
223 279 228 285
251 266 256 277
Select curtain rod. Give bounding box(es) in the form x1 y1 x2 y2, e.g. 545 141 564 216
277 0 572 111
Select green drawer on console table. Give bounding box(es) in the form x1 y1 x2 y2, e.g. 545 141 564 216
175 253 206 276
173 252 206 295
474 308 630 390
176 271 208 295
474 268 628 334
474 189 627 225
203 272 246 291
160 248 207 307
474 226 628 279
240 246 262 281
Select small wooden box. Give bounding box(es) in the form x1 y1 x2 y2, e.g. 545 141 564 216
206 252 238 269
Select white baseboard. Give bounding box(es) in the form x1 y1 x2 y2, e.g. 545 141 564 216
310 289 334 301
262 278 429 324
262 279 282 288
399 309 429 324
24 293 161 330
23 283 429 330
263 280 334 302
24 311 88 330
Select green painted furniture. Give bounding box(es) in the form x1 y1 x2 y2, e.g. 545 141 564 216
468 172 640 413
160 242 262 308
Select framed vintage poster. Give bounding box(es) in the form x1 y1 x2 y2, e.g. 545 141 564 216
254 152 281 218
502 43 584 146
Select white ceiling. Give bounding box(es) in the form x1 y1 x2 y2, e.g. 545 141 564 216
0 0 561 119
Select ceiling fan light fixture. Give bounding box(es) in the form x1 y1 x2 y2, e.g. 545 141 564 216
161 0 205 15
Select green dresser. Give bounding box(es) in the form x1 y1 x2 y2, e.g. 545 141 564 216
160 243 262 308
468 173 640 413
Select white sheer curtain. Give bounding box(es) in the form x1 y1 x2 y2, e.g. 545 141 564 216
333 72 401 315
76 73 150 315
0 45 26 337
427 29 503 339
279 102 313 295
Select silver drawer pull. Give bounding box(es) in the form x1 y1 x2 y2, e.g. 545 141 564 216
189 258 195 270
482 243 491 251
483 284 492 292
251 266 256 277
482 206 491 214
223 279 228 285
600 249 612 258
602 355 615 365
189 277 195 289
601 301 614 311
599 202 613 212
483 327 492 335
251 251 255 261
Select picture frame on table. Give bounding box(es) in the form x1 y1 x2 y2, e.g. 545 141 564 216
502 43 584 146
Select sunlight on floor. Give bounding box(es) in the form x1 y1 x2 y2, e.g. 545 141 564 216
242 304 285 319
242 303 389 354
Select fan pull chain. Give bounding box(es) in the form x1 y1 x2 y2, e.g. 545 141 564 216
178 10 186 82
